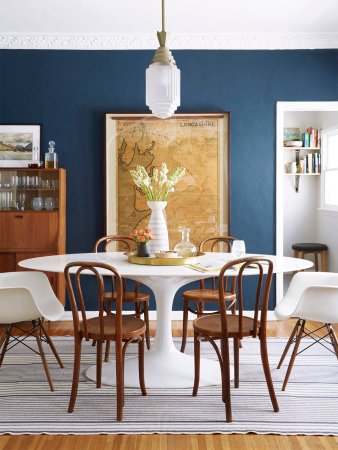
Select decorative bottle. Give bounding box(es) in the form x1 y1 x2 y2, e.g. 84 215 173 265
174 228 197 257
45 141 58 169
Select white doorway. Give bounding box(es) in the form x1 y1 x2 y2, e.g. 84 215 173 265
276 101 338 304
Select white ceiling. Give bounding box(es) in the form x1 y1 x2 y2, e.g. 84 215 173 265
1 0 338 50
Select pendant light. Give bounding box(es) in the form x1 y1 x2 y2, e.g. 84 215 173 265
146 0 180 119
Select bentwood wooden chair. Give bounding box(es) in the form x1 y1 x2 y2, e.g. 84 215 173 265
64 262 147 421
0 271 64 391
192 257 279 422
94 235 151 355
274 271 338 391
180 236 238 353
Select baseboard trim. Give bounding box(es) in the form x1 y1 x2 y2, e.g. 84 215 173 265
60 310 277 321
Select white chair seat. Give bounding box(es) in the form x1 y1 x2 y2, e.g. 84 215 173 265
0 271 64 391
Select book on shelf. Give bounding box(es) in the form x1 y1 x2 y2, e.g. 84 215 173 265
301 128 321 148
300 153 321 174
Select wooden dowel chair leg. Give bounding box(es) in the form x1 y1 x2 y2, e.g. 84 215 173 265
327 324 338 358
33 324 54 392
282 319 305 391
0 326 11 367
40 320 64 368
277 319 300 369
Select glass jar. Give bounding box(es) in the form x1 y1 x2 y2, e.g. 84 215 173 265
174 228 197 257
32 197 43 210
45 141 58 169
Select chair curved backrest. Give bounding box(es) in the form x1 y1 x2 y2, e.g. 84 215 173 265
0 271 64 323
93 235 140 294
199 236 238 290
218 257 274 339
274 272 338 321
64 262 123 342
199 236 238 253
93 235 135 253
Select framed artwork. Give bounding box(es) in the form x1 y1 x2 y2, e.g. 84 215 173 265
0 124 41 167
105 113 230 249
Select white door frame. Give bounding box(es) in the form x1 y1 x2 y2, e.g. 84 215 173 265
275 101 338 304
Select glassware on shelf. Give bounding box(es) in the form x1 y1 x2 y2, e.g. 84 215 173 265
44 197 55 210
17 192 25 211
173 228 197 257
231 240 246 258
0 191 13 210
45 141 58 169
32 197 43 210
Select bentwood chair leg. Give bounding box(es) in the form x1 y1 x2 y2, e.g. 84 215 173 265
221 337 232 422
259 335 279 412
68 337 82 413
115 341 123 422
180 300 189 353
233 337 240 388
277 319 300 369
327 324 338 358
0 326 11 367
104 340 111 363
96 340 103 388
282 319 305 391
33 324 54 392
138 335 147 396
192 331 200 396
40 320 64 368
143 302 151 350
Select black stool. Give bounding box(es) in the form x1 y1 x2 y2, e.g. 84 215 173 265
292 243 328 271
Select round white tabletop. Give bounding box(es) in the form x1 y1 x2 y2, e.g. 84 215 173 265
19 252 312 388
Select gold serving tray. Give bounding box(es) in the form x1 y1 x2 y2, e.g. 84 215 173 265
127 252 205 266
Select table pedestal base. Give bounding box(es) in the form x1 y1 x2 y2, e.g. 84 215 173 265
86 348 223 388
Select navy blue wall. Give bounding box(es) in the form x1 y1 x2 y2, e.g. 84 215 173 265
1 49 337 309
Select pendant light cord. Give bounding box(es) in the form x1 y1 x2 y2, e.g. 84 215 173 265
162 0 165 32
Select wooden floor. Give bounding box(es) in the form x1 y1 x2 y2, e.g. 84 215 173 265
0 319 337 450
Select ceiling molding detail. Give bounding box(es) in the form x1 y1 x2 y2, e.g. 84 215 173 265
1 32 338 50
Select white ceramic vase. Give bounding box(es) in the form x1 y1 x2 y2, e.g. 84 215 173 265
147 201 170 252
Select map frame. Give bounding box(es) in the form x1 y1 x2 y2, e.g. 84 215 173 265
105 113 230 249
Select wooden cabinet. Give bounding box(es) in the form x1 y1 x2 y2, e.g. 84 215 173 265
0 168 66 305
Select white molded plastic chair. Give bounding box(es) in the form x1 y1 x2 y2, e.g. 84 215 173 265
0 271 64 391
274 271 338 390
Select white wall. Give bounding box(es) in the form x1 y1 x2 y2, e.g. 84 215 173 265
317 112 338 273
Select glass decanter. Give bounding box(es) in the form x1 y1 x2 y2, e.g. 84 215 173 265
45 141 58 169
174 228 197 257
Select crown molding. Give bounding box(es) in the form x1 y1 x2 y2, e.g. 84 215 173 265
0 32 338 50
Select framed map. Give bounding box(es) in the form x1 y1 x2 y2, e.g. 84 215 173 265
105 113 230 249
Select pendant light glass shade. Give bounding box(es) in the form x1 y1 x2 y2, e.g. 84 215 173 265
146 62 180 119
145 0 180 119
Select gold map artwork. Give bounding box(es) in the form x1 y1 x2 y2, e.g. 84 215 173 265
109 115 228 249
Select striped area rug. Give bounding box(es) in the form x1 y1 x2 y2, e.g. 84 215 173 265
0 336 337 435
